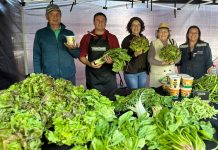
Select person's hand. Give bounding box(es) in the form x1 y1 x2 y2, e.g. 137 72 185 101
162 61 169 65
134 51 143 57
104 55 113 64
90 61 102 69
207 66 213 74
162 61 174 65
64 42 79 49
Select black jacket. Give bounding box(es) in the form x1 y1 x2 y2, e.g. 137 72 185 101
179 42 213 79
121 34 149 74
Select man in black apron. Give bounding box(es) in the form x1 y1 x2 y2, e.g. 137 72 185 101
79 12 120 99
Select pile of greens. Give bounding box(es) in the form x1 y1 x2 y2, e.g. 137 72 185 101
114 88 173 116
193 74 218 103
159 44 181 62
114 89 218 150
94 48 131 72
1 74 218 150
129 36 149 53
0 73 116 149
151 97 218 150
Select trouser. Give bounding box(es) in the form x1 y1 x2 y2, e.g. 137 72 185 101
124 71 148 89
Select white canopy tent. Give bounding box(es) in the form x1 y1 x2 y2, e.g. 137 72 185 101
3 0 218 85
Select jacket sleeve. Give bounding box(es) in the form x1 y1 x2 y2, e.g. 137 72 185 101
121 37 129 49
205 43 213 69
148 42 163 66
79 34 90 58
109 34 120 49
121 36 134 57
68 47 80 58
33 32 42 73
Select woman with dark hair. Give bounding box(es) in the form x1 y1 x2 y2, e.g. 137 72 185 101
121 17 150 89
148 22 179 88
179 25 213 79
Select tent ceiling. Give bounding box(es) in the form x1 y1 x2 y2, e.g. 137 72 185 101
20 0 217 17
20 0 217 4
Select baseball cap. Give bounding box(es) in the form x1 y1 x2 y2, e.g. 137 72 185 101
46 4 61 15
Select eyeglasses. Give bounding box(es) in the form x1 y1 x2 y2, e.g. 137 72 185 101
189 32 198 35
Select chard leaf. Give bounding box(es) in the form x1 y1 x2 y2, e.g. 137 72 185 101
91 138 105 150
110 130 125 146
198 121 216 141
118 111 133 127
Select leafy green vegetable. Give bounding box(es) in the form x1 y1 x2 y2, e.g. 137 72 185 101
193 74 218 102
129 99 148 118
114 88 173 115
172 97 218 120
1 74 218 150
129 36 149 52
159 44 181 62
91 111 153 150
94 48 131 72
0 74 117 149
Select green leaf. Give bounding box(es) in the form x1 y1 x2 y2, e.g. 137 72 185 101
110 130 125 146
118 111 133 127
91 138 105 150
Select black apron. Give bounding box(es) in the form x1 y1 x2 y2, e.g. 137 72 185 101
86 35 117 99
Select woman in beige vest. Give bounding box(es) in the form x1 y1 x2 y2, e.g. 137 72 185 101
148 22 179 88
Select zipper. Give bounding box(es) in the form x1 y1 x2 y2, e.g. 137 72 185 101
56 32 61 77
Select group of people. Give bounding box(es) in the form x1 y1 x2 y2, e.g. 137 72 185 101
32 4 213 98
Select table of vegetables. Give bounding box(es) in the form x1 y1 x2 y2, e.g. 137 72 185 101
0 73 218 150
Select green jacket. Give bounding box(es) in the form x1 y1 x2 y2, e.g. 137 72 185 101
33 23 79 83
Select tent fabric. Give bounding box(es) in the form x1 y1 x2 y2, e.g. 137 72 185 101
0 2 18 89
0 1 22 89
1 0 218 86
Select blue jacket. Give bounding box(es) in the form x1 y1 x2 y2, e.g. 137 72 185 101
33 23 79 82
179 42 213 79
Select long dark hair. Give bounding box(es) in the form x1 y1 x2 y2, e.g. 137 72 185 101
126 17 145 34
186 25 203 43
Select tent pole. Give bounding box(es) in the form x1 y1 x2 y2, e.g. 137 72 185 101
21 7 28 75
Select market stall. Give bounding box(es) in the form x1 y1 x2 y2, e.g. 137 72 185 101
0 73 218 150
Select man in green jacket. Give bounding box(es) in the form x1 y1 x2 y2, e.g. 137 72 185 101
33 4 79 84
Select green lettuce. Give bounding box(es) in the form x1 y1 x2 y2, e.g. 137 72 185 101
159 44 181 62
129 36 149 52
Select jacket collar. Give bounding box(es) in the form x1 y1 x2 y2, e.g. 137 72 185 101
88 29 110 39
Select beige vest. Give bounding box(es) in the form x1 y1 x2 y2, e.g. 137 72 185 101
150 39 177 88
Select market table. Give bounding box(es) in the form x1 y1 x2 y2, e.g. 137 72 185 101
41 87 218 150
